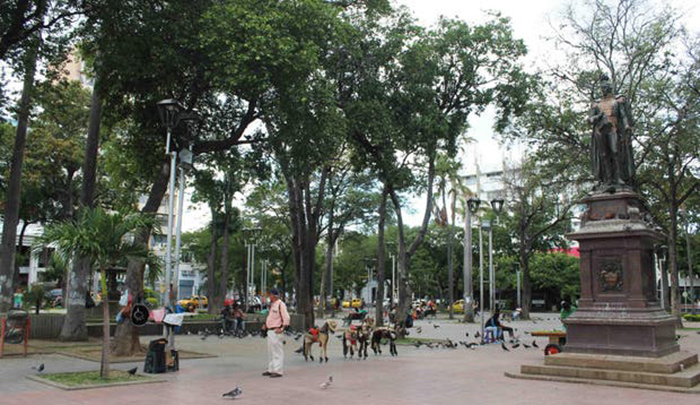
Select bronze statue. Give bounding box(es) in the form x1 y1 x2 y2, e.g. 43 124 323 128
588 74 635 190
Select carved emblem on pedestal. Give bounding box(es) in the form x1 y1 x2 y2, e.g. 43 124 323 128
599 260 623 291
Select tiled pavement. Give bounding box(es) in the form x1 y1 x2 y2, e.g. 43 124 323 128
1 312 699 404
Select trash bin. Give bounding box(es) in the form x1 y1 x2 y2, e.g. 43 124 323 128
144 338 168 374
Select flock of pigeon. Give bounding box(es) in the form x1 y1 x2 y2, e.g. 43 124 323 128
28 320 555 400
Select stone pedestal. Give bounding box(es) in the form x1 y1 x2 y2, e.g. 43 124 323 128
564 191 678 357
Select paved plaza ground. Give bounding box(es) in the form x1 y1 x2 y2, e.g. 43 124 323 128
1 312 700 404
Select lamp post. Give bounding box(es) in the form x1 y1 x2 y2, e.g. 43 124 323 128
516 265 522 308
172 113 198 302
243 227 261 311
489 198 504 312
157 98 184 307
387 242 397 306
659 245 669 310
364 257 376 307
479 219 490 343
464 197 481 322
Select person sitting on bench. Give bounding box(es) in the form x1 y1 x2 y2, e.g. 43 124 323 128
485 308 514 341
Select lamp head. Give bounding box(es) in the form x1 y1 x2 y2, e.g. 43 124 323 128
157 98 184 129
467 197 481 214
491 198 505 215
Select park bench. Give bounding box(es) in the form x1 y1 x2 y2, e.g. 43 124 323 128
530 330 566 355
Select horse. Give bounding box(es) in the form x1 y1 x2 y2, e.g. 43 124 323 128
303 320 338 363
343 317 374 359
370 326 398 356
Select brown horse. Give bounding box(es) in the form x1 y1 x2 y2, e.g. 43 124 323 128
371 326 398 356
303 320 338 363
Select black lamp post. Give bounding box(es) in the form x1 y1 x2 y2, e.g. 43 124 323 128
157 98 184 307
243 227 262 311
463 196 481 322
488 198 505 312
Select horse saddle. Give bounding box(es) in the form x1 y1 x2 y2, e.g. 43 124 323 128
308 328 320 342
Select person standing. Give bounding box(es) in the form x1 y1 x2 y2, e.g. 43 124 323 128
262 289 290 378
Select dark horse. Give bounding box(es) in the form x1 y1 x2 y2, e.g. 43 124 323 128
370 326 398 356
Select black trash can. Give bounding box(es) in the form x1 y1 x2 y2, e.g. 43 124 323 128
144 338 168 374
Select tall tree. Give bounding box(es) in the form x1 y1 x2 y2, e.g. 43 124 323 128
0 33 40 311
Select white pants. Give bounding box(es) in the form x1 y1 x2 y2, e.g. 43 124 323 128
267 330 284 374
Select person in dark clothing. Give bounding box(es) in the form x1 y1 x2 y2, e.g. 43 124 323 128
485 308 514 341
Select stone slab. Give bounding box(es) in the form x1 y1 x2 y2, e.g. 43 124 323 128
520 362 700 388
505 370 700 395
544 351 698 374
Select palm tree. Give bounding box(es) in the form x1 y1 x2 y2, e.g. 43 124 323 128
39 208 155 378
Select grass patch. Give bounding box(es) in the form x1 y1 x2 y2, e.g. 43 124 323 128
40 370 150 387
680 327 700 331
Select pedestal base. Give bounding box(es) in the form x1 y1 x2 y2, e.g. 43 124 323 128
564 307 679 357
508 351 700 393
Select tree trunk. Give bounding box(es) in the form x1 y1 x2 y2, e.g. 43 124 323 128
100 267 110 378
443 187 454 320
375 186 388 326
0 38 39 312
206 209 218 314
61 78 102 341
216 204 231 314
111 161 169 356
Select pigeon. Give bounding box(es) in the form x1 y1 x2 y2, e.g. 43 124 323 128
413 342 422 348
501 342 510 352
532 340 539 348
319 375 333 389
433 324 440 329
512 343 520 349
416 327 422 334
523 343 531 348
465 332 469 337
294 334 302 341
127 367 137 375
222 386 242 399
201 335 207 341
474 331 481 339
32 363 45 372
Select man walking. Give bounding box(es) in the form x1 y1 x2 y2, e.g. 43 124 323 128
262 289 290 378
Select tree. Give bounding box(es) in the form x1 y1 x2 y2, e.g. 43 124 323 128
40 208 155 378
343 12 533 332
514 0 699 321
501 158 576 318
0 33 40 311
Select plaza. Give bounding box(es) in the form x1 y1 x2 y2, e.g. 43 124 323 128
2 314 700 404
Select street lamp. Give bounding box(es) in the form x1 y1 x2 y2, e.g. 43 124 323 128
658 244 669 310
387 242 397 306
489 198 505 313
171 113 199 303
364 257 376 307
479 219 491 343
243 227 262 311
463 196 481 322
157 98 184 307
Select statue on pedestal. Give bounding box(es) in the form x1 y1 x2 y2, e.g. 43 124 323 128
588 74 635 191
